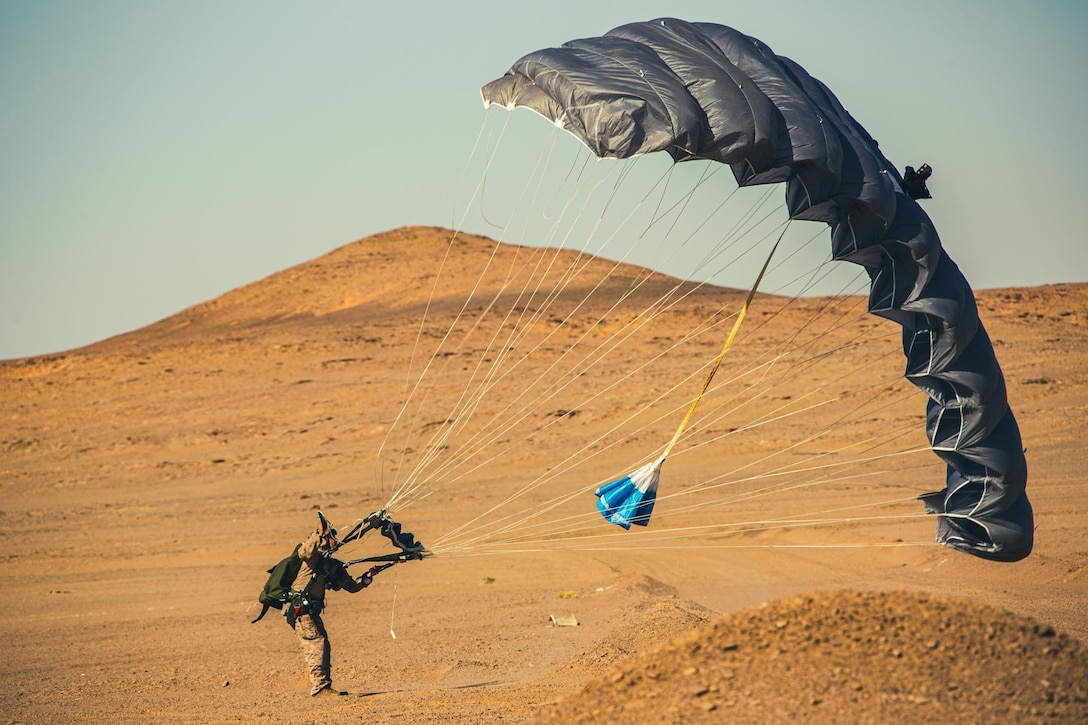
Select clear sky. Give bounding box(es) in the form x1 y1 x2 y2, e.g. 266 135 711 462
2 0 1085 360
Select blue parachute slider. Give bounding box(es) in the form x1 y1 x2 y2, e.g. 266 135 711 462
595 457 663 530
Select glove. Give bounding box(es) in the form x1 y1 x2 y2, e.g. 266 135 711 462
358 567 379 588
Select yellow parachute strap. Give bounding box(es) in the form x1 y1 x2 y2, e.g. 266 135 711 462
661 237 781 460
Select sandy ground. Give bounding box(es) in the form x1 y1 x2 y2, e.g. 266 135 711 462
3 226 1086 723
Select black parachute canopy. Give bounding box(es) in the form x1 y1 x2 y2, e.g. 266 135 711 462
481 18 1031 562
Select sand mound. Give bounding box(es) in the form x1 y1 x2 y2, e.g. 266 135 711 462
535 589 1088 724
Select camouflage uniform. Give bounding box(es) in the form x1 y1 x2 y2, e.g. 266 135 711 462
288 529 365 695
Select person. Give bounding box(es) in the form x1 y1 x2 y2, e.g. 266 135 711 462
288 517 376 698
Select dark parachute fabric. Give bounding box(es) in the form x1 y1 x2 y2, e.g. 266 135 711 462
482 18 1032 562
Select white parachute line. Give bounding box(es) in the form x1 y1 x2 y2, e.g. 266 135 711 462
434 397 921 553
442 510 932 555
672 305 902 464
385 130 597 508
419 201 792 497
440 541 938 556
435 334 920 551
428 262 884 548
422 266 764 542
374 113 513 491
666 377 926 503
394 152 921 552
432 333 909 551
506 395 928 545
408 163 791 506
394 158 664 501
689 186 781 278
416 280 715 534
388 147 621 508
437 450 933 552
384 125 567 508
428 304 887 548
426 308 728 546
380 114 564 502
662 428 929 519
412 162 727 473
392 158 674 505
441 409 929 551
678 359 905 469
428 341 922 544
393 161 766 511
423 224 814 545
436 496 935 556
390 156 621 504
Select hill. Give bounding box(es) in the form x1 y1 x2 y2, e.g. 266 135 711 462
2 226 1086 722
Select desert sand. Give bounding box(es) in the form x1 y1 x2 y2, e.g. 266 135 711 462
3 226 1086 723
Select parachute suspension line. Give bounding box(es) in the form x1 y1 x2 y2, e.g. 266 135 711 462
376 111 517 494
660 425 930 522
391 157 631 505
386 137 604 510
427 296 727 546
436 455 936 553
393 155 751 513
436 404 936 552
402 153 788 512
451 513 936 555
424 173 784 498
660 341 924 505
394 154 921 554
384 150 567 509
388 569 398 640
679 274 882 454
433 280 889 549
540 144 597 222
431 232 884 549
390 156 635 508
433 291 918 548
434 386 927 554
441 471 934 552
455 345 925 546
441 488 935 553
447 112 496 232
419 205 787 539
437 235 802 550
423 172 765 540
688 186 780 279
391 157 670 507
438 393 929 551
438 540 937 556
477 113 539 231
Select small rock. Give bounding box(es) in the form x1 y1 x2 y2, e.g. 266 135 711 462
1033 624 1056 637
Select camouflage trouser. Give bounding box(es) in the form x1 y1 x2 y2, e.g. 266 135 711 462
293 612 332 695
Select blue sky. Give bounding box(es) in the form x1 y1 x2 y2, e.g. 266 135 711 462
2 1 1085 359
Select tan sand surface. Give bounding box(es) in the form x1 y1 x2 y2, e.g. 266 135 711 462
3 226 1086 722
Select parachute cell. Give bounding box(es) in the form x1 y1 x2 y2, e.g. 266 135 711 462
481 18 1032 562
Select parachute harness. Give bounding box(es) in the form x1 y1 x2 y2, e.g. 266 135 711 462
328 509 431 570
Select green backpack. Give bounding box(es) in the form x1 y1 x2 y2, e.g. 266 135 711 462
250 544 304 623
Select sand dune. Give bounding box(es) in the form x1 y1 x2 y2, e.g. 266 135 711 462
3 226 1086 722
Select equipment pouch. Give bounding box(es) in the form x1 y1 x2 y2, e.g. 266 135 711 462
284 595 323 629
